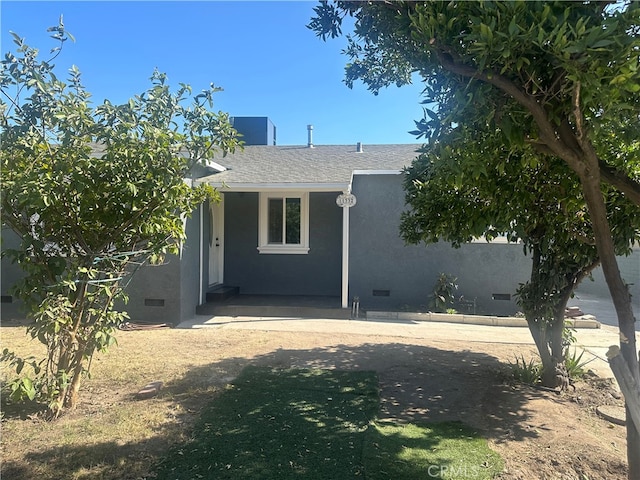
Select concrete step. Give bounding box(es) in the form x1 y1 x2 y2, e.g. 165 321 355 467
195 303 350 320
205 285 239 302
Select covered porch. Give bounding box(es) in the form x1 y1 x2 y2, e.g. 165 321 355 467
196 293 350 319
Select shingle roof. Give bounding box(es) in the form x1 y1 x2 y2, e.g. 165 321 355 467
196 144 422 190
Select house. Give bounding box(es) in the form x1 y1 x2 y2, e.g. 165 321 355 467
102 117 534 324
2 117 637 325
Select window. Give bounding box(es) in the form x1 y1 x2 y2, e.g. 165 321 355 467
258 192 309 254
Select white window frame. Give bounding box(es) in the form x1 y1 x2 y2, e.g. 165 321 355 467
258 191 310 254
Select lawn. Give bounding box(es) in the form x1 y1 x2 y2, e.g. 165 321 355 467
1 325 503 479
155 366 503 479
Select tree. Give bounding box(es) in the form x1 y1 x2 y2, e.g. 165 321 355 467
402 124 640 388
310 1 640 474
0 20 241 417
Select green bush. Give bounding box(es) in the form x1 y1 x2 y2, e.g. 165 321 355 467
509 355 542 385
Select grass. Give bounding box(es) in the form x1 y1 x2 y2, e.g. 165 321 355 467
155 366 503 479
1 324 503 480
1 324 257 480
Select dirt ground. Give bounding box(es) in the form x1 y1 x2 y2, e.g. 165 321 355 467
229 329 629 480
1 323 630 479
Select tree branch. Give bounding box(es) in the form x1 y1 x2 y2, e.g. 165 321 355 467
433 47 640 204
434 50 589 172
599 161 640 207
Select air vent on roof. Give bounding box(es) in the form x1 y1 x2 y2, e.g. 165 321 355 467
307 124 314 148
356 142 363 153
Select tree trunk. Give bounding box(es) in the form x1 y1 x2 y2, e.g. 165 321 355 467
526 319 553 386
542 301 568 388
579 170 640 478
522 244 569 388
65 349 85 410
527 308 567 388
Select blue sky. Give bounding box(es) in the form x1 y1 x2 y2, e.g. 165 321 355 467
1 1 426 146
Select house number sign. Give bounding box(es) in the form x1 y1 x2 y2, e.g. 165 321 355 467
336 193 357 207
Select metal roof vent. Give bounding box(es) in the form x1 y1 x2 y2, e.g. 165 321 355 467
356 142 363 153
307 124 314 148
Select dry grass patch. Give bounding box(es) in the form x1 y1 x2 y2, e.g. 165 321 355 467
0 319 629 480
1 323 266 480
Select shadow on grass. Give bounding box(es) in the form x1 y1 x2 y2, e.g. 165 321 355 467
157 367 382 479
2 342 543 479
155 366 503 479
165 342 546 442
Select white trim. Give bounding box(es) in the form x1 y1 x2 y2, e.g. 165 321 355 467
341 199 350 308
198 181 349 192
257 191 310 255
198 204 204 305
469 236 521 244
257 245 310 255
204 160 227 172
179 212 188 259
208 196 225 285
352 169 403 175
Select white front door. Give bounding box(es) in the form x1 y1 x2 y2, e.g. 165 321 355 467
208 197 224 286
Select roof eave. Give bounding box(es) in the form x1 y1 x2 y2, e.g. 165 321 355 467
196 181 351 193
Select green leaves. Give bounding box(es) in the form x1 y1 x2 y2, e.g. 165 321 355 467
311 1 640 162
1 349 42 402
1 25 241 416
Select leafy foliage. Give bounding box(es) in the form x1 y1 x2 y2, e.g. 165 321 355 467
400 122 639 386
0 20 241 417
0 348 41 402
509 355 543 386
311 2 640 169
309 0 640 400
564 348 590 379
429 273 458 313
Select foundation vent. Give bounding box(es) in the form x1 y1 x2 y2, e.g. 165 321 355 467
372 289 390 297
492 293 511 301
144 298 165 307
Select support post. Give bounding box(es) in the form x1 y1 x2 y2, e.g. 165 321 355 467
198 202 204 306
336 193 357 309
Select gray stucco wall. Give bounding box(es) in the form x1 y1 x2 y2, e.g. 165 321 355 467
348 173 532 315
223 191 342 296
180 205 203 321
1 227 26 319
115 208 202 325
120 256 182 323
1 222 190 324
575 249 640 307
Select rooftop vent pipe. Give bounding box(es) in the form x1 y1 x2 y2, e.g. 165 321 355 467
356 142 363 153
307 124 314 148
